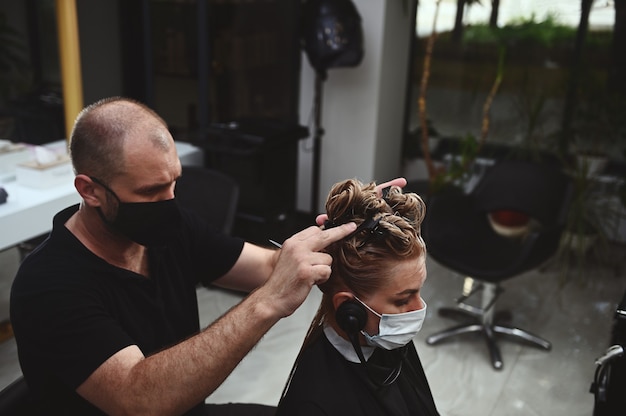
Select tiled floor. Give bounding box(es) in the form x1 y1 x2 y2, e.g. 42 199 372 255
1 234 625 416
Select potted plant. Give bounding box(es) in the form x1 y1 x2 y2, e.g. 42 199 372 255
409 0 505 197
556 154 626 281
570 79 626 176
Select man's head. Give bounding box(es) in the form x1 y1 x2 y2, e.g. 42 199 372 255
69 97 183 246
70 97 172 184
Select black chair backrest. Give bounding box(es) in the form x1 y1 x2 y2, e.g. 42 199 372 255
175 166 239 235
0 376 39 415
472 160 572 227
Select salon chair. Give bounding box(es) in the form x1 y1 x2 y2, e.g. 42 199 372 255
175 166 239 235
422 159 572 369
0 376 42 415
591 288 626 415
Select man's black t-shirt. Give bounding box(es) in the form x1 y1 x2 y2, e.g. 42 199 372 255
10 204 244 414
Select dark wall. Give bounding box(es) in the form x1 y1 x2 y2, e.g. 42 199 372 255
76 0 123 106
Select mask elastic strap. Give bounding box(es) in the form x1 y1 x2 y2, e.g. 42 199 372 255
89 176 121 202
90 176 121 227
353 295 382 319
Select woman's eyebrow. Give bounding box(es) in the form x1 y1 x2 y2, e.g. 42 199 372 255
394 288 420 296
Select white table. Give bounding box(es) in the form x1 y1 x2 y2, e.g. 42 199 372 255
0 141 203 252
0 180 79 251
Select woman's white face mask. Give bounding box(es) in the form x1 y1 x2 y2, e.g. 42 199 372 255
354 296 427 350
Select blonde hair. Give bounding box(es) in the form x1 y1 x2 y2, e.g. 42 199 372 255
320 178 426 296
305 178 426 350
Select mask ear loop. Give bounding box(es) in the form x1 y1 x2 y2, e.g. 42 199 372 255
89 176 120 201
89 176 122 226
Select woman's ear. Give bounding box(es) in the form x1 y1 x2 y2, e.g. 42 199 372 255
74 174 101 207
332 291 355 312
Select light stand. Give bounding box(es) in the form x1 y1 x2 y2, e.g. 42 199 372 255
301 0 363 213
311 71 325 213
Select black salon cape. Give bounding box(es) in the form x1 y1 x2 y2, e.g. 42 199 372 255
276 332 439 416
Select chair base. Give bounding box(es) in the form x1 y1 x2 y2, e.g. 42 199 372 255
426 280 551 370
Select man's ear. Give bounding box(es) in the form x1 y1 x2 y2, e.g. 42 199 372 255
74 174 101 208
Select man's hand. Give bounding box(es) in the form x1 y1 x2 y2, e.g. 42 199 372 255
256 222 356 318
315 177 407 226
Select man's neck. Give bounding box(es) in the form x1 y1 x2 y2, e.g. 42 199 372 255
65 204 149 276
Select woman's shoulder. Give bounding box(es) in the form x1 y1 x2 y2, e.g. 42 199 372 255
278 334 378 415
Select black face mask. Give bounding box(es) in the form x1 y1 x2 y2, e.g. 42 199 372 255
90 177 182 247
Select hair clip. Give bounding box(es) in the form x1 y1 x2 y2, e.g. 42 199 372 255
381 186 392 202
323 219 338 230
325 215 384 244
347 215 384 242
356 216 382 234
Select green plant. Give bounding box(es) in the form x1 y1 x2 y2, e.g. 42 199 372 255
507 70 562 163
556 160 626 281
464 14 577 48
430 133 481 193
572 82 626 158
416 0 504 194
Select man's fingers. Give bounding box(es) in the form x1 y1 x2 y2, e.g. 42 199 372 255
376 177 407 197
286 223 356 251
315 214 328 227
311 264 332 286
315 222 356 250
309 222 357 251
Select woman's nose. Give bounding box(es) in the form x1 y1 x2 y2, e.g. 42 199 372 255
412 296 426 311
